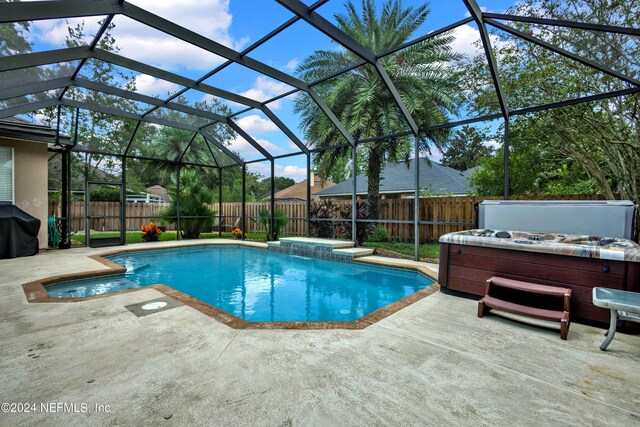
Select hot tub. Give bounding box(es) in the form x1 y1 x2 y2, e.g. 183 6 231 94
438 229 640 325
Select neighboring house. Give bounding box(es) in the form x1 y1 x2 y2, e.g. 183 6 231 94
266 174 336 202
316 158 471 200
143 185 170 203
461 165 479 179
0 117 71 250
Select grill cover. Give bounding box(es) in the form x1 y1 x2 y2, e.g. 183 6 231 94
0 204 40 259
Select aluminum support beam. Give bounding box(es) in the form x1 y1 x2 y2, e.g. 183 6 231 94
226 119 273 160
464 0 509 119
351 144 357 244
483 13 640 36
414 136 420 260
176 163 181 240
262 106 309 155
218 168 222 238
308 88 355 146
177 132 199 163
200 135 222 168
123 121 141 156
270 160 276 240
0 0 118 23
75 79 228 122
0 98 58 119
58 98 243 166
275 0 419 135
306 154 311 238
199 131 244 166
241 164 246 241
0 47 91 73
503 120 510 200
123 2 309 91
487 19 640 88
464 0 510 199
0 77 72 101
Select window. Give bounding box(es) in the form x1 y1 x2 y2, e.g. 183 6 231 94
0 146 14 204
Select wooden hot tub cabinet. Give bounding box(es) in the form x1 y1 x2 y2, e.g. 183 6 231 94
438 243 640 326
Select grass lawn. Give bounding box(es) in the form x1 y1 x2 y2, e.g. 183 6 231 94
362 241 440 260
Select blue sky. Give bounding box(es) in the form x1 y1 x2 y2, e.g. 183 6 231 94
23 0 518 181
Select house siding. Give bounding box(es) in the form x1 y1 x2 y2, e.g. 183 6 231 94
0 137 48 250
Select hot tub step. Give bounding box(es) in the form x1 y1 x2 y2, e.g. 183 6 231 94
479 296 568 322
478 276 572 339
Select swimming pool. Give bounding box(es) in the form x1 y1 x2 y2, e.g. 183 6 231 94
45 246 435 322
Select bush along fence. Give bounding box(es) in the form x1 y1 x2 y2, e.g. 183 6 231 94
49 194 606 243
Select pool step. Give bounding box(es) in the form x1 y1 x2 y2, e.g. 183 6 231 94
332 247 375 258
278 237 355 249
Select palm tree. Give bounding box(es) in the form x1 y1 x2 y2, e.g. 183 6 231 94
295 0 462 218
159 169 215 239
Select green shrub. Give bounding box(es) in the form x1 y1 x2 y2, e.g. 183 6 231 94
309 199 338 238
254 208 289 240
159 170 215 239
367 225 389 243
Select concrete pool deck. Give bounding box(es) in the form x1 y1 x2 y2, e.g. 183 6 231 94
0 239 638 426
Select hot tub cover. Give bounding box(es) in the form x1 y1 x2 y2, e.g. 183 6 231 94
0 204 40 259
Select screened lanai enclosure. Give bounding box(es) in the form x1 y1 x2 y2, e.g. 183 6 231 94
1 0 638 257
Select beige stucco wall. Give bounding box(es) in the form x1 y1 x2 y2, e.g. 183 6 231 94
0 137 48 250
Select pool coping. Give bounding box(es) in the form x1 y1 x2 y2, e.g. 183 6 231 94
22 240 440 330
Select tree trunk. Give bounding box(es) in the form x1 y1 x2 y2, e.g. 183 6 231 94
367 145 384 219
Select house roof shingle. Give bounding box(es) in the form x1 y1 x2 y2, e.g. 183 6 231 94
270 176 336 201
0 116 71 145
316 158 470 197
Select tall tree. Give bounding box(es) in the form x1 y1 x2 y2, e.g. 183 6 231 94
464 0 640 200
441 126 494 171
295 0 462 218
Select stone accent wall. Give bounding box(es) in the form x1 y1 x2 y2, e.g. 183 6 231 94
269 241 353 263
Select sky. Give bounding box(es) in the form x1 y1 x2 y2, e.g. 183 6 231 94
21 0 519 182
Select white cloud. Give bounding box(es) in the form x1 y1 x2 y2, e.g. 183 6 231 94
240 77 294 109
285 58 299 72
483 139 502 149
32 1 250 72
228 136 284 159
247 163 307 182
236 114 278 134
30 17 101 47
451 24 513 57
131 74 180 97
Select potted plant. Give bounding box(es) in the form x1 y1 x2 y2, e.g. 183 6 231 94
141 222 162 242
231 227 243 240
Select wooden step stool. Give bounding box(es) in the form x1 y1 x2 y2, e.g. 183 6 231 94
478 276 572 340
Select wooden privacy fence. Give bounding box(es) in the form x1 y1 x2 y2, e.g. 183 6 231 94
49 194 606 242
49 201 175 232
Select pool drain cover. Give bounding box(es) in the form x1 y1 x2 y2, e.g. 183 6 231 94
141 301 168 310
339 309 351 315
125 296 182 317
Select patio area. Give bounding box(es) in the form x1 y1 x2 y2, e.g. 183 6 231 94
1 241 638 426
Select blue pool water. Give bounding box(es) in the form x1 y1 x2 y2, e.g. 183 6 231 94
46 246 434 322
